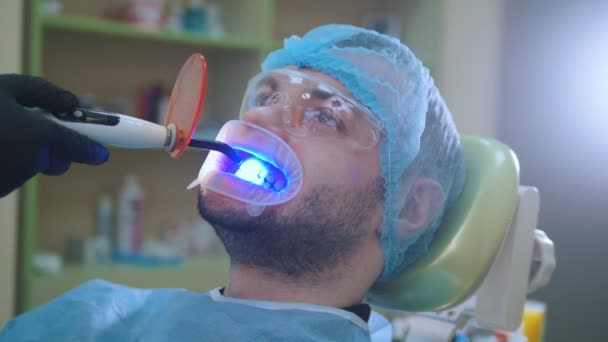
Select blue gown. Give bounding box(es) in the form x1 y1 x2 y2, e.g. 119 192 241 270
0 279 381 341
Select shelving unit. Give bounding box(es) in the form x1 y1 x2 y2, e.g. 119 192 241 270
41 15 273 50
20 0 277 313
18 0 441 313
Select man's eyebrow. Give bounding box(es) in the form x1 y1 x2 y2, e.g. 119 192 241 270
309 88 334 100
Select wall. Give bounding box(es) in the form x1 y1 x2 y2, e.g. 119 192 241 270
437 0 504 136
499 0 608 340
397 0 442 73
275 0 504 137
0 0 23 324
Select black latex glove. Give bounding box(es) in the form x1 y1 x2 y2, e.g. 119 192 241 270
0 74 109 197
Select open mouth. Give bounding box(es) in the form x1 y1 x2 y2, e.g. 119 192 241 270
188 120 303 208
228 149 289 192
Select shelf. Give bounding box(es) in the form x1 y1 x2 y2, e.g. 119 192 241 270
41 15 274 51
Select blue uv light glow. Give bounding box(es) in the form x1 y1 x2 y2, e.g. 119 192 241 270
234 158 269 186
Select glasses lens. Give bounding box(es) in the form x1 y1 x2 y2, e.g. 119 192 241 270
240 70 381 148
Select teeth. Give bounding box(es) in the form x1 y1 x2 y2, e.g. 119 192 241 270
263 178 275 189
262 178 285 191
230 150 287 192
262 175 287 192
274 179 285 191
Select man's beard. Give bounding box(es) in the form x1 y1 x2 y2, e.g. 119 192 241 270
197 176 384 284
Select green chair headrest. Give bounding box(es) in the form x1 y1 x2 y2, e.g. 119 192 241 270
367 136 520 311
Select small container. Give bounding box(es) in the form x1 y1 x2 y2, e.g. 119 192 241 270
183 0 207 33
96 194 113 238
116 174 144 254
165 0 184 31
40 0 62 16
129 0 166 29
95 194 114 261
206 2 224 37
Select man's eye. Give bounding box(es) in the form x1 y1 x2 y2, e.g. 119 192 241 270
315 108 340 129
254 93 271 107
253 92 282 107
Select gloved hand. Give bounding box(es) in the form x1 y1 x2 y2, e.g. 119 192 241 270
0 74 109 197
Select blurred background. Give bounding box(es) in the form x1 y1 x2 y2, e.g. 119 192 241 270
0 0 606 341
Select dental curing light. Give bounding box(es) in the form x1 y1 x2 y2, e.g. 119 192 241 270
40 54 241 164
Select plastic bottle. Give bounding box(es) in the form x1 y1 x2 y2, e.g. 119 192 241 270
206 2 224 37
183 0 207 33
95 194 113 261
96 194 113 238
116 174 144 255
165 0 184 31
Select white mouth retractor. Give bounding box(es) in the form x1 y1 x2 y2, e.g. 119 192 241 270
188 120 303 216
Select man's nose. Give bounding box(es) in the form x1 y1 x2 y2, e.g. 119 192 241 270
240 105 289 140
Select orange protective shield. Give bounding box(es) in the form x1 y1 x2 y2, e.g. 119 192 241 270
165 54 207 158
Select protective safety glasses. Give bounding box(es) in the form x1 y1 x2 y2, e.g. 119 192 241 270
239 69 383 149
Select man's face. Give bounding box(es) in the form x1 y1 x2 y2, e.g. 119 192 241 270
198 67 385 281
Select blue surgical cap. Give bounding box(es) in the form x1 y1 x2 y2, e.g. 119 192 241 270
262 24 466 282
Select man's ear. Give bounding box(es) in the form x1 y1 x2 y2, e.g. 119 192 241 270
396 178 445 237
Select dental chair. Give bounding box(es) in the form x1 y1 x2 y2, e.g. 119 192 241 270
366 136 556 342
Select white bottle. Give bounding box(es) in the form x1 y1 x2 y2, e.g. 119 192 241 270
95 194 113 261
97 194 113 237
116 174 144 255
165 0 184 31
